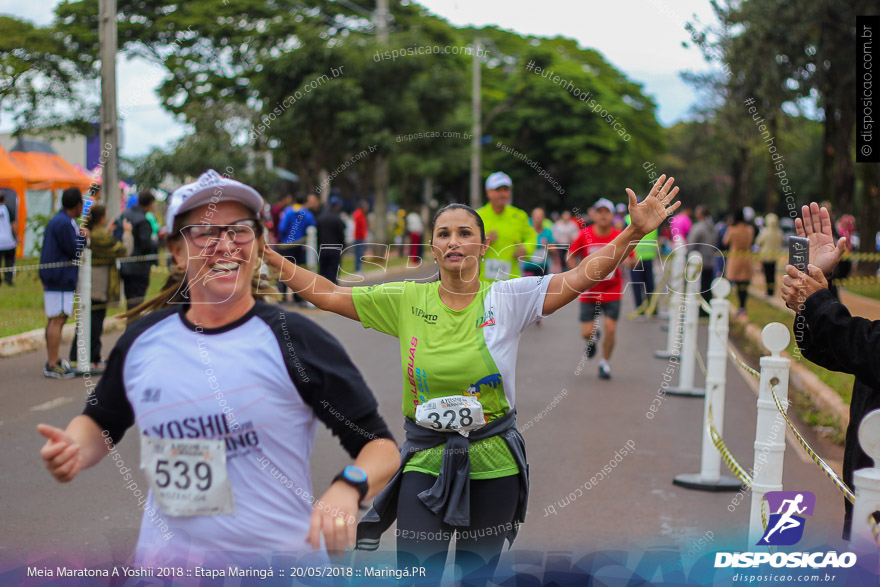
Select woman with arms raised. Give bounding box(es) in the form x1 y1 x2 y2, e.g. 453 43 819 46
264 175 680 583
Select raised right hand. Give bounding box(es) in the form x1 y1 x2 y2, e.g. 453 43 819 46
795 203 846 278
38 424 82 483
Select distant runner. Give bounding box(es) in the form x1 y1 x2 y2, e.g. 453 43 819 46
476 172 535 280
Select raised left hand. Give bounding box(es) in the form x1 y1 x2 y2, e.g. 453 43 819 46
626 175 680 236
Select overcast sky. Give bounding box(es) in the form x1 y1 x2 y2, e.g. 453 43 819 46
1 0 721 158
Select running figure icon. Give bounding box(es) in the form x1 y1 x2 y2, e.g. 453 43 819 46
762 494 807 543
758 491 816 546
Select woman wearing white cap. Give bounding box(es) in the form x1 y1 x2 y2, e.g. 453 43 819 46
263 175 681 582
37 169 399 567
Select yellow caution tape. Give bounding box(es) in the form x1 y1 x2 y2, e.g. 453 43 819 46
870 514 880 548
707 403 753 488
728 348 762 379
767 383 855 504
719 250 880 261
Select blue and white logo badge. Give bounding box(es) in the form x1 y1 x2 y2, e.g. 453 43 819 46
758 491 816 546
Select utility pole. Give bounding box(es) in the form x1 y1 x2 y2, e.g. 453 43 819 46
99 0 119 222
469 37 482 209
373 0 389 249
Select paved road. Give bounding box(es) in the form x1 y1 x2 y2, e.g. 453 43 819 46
0 269 851 571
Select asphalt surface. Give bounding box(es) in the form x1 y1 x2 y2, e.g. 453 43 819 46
0 267 851 571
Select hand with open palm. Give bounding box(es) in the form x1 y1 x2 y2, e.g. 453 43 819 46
795 203 846 278
627 175 681 236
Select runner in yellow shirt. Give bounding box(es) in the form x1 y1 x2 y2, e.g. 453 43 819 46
476 172 535 280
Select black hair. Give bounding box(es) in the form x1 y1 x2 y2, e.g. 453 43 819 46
431 203 486 243
733 208 746 225
295 195 306 205
138 190 155 208
61 187 83 210
0 193 5 204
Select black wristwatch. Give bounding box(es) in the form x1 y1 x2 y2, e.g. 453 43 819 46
333 465 369 503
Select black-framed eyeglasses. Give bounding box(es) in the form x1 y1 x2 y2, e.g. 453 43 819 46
181 219 259 246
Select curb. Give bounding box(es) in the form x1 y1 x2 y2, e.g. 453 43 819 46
0 316 128 359
0 259 430 358
738 319 849 430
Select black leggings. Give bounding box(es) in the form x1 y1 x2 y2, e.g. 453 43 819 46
396 471 519 585
762 261 776 295
733 280 749 311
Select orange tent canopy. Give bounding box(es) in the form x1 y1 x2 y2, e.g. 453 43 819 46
0 147 30 255
0 147 27 199
10 151 92 193
3 150 92 257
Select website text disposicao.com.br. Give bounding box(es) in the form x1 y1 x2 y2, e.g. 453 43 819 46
373 44 489 62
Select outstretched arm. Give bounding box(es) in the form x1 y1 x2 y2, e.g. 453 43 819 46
543 175 680 315
263 245 359 320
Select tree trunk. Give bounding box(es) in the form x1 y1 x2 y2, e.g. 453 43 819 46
729 145 750 211
374 155 389 248
858 163 880 276
764 116 778 213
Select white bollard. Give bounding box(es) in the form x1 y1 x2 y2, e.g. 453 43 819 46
748 322 791 548
656 236 687 358
673 278 741 490
75 248 92 375
851 410 880 552
667 252 705 397
306 225 318 269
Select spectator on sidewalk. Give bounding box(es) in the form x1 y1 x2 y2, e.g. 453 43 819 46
406 210 424 260
0 193 16 285
688 206 718 313
353 199 370 271
317 196 346 284
115 191 159 310
723 209 755 318
780 202 877 542
756 212 783 297
270 194 293 242
39 188 87 379
68 205 133 371
277 195 316 304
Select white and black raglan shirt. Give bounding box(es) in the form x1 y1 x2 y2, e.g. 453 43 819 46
83 300 394 566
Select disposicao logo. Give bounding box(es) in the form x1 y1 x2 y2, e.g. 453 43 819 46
758 491 815 546
714 490 857 570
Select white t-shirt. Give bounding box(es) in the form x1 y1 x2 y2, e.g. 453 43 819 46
0 204 15 250
406 212 424 234
552 219 579 245
84 301 392 567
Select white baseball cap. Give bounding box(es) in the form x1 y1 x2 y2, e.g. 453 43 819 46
165 169 264 233
485 171 512 190
593 197 615 212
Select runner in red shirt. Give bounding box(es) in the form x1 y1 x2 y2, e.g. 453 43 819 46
568 198 636 380
352 200 369 272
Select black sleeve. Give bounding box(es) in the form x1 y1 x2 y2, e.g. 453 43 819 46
82 308 174 444
257 306 395 458
798 288 880 383
82 342 135 444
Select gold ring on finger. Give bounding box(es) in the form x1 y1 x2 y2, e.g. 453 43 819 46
335 517 346 526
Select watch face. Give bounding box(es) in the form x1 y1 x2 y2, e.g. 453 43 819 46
344 466 367 483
